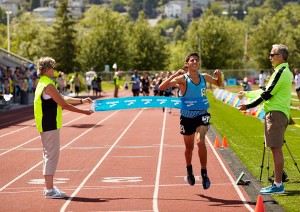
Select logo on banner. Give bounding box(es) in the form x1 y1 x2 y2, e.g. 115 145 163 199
107 101 119 107
171 99 181 105
141 99 152 105
157 98 167 105
125 100 136 106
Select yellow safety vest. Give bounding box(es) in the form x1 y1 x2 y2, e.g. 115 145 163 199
34 76 62 132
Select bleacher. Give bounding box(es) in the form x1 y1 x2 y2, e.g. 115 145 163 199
0 48 35 110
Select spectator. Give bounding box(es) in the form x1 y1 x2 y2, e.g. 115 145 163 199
259 70 267 90
141 71 151 96
85 76 93 96
241 77 252 91
162 71 174 113
293 68 300 109
113 71 120 98
130 70 140 97
151 73 160 96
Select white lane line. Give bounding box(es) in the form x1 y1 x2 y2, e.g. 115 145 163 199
60 110 143 212
0 111 71 135
0 125 32 138
206 135 254 212
152 110 167 212
0 112 118 192
0 115 85 157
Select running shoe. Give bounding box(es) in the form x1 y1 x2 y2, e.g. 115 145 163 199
202 175 211 190
260 184 284 195
201 169 210 190
186 165 195 186
44 186 67 199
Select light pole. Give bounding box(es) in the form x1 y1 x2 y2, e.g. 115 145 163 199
6 11 12 55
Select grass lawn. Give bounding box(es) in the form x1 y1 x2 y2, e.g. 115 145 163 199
208 88 300 212
101 80 126 91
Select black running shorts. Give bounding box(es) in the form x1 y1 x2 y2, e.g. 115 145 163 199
180 113 211 135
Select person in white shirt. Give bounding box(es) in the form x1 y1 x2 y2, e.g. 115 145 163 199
294 68 300 108
258 70 267 90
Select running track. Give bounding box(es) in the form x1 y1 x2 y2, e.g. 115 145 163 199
0 90 256 211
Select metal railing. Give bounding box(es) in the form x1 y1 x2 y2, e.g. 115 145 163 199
0 47 35 69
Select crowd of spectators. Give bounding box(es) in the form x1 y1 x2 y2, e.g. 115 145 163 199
0 65 38 102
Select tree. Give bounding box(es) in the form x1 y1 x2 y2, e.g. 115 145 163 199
0 24 8 50
49 0 77 73
166 41 188 70
173 25 184 44
249 4 300 69
143 0 158 18
127 0 143 20
111 0 126 13
9 13 50 62
128 12 168 70
31 0 40 10
76 6 130 72
0 8 7 25
186 14 245 69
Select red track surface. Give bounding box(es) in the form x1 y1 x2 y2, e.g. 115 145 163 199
0 90 255 212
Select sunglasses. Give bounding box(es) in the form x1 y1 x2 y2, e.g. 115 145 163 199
269 53 280 57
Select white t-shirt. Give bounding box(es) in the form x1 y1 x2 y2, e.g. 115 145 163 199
295 74 300 89
42 91 51 100
259 73 267 87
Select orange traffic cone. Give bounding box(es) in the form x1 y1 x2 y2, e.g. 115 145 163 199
222 136 228 147
255 194 265 212
214 136 220 147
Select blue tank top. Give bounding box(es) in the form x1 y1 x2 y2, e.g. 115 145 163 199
179 73 209 118
131 75 140 89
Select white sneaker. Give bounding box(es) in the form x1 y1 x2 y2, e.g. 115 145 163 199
44 186 67 199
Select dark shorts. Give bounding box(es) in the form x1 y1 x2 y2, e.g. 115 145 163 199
264 111 288 147
296 87 300 92
142 88 150 94
164 92 173 97
132 88 140 96
159 90 164 96
180 113 211 135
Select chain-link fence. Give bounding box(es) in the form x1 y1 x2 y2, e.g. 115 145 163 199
94 68 273 86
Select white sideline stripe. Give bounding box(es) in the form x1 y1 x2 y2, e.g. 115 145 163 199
60 110 143 212
152 109 166 212
0 137 39 156
0 111 71 138
0 125 32 138
0 115 85 157
0 112 118 192
206 135 254 212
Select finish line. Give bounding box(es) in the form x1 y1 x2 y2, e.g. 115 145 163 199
92 96 209 112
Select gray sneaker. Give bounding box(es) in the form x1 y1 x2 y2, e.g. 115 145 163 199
44 186 67 199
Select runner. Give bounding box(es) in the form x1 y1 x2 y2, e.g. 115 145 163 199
159 52 222 189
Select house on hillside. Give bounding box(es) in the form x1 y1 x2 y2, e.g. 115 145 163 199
191 0 212 7
0 0 24 15
33 7 56 25
163 1 189 23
